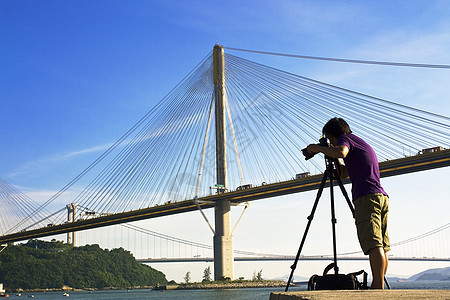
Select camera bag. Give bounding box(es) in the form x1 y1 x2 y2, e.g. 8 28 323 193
307 263 368 290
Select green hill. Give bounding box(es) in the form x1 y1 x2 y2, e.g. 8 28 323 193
0 240 167 290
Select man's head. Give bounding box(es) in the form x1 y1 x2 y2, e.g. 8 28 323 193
322 118 352 145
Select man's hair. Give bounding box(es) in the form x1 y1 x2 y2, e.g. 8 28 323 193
322 118 352 138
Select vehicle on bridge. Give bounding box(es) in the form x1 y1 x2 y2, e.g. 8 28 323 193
421 146 443 154
236 184 252 191
296 172 311 179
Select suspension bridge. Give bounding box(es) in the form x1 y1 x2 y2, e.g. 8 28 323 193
129 222 450 263
1 45 449 280
56 220 450 264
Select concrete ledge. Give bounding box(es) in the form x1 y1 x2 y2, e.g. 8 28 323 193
269 289 450 300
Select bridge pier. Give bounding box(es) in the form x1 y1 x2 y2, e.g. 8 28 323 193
214 199 233 280
213 45 234 280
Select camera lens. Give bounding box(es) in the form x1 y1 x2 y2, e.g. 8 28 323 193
302 148 315 160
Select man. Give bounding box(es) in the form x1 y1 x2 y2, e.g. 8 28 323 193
306 117 390 289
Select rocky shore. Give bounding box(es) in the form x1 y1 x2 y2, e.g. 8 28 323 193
160 280 289 290
12 285 152 293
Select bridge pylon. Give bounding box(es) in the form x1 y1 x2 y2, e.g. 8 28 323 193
66 203 77 246
213 45 233 280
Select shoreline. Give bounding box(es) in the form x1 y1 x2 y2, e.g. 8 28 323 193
12 286 150 293
12 281 291 293
158 280 291 290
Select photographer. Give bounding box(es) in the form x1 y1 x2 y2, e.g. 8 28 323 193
306 117 390 289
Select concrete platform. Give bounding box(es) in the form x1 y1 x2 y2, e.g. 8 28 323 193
269 289 450 300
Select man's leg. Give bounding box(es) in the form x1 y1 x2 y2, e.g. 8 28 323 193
384 252 389 278
381 195 390 282
369 247 387 289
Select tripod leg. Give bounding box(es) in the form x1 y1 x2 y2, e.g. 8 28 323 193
330 168 354 277
285 171 329 292
334 172 355 217
384 276 391 289
329 172 339 276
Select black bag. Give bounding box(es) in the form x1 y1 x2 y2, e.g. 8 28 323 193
307 263 368 290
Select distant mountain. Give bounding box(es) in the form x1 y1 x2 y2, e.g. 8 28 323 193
408 267 450 281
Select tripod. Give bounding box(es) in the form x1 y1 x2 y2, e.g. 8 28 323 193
285 156 355 291
285 156 391 291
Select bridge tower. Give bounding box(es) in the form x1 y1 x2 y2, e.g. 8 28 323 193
213 45 233 280
66 203 77 246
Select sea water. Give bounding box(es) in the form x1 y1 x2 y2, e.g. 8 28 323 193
15 281 450 299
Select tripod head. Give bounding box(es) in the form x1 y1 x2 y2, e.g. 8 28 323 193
323 156 344 181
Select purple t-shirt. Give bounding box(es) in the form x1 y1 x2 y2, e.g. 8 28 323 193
337 134 387 200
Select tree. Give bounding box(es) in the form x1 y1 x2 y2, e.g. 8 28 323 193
184 271 191 284
257 269 263 281
252 269 263 281
202 266 211 282
0 241 168 289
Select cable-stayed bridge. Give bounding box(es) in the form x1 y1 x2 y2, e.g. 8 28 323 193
1 45 449 280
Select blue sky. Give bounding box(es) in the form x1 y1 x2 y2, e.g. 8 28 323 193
1 1 450 281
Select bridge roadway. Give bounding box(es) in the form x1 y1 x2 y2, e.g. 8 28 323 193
1 149 449 244
137 256 450 263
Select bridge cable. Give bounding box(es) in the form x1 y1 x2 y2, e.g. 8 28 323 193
223 46 450 69
192 94 216 234
12 49 450 232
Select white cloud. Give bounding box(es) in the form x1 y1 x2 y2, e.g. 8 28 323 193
354 30 450 62
305 27 450 114
9 142 114 179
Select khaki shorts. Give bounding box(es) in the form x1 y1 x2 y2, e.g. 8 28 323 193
354 193 390 255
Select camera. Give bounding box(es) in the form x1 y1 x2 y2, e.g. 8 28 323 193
301 137 329 160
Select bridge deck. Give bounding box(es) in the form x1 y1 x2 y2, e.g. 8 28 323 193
1 149 449 244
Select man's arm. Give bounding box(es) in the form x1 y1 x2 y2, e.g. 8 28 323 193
306 144 349 159
306 144 349 180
